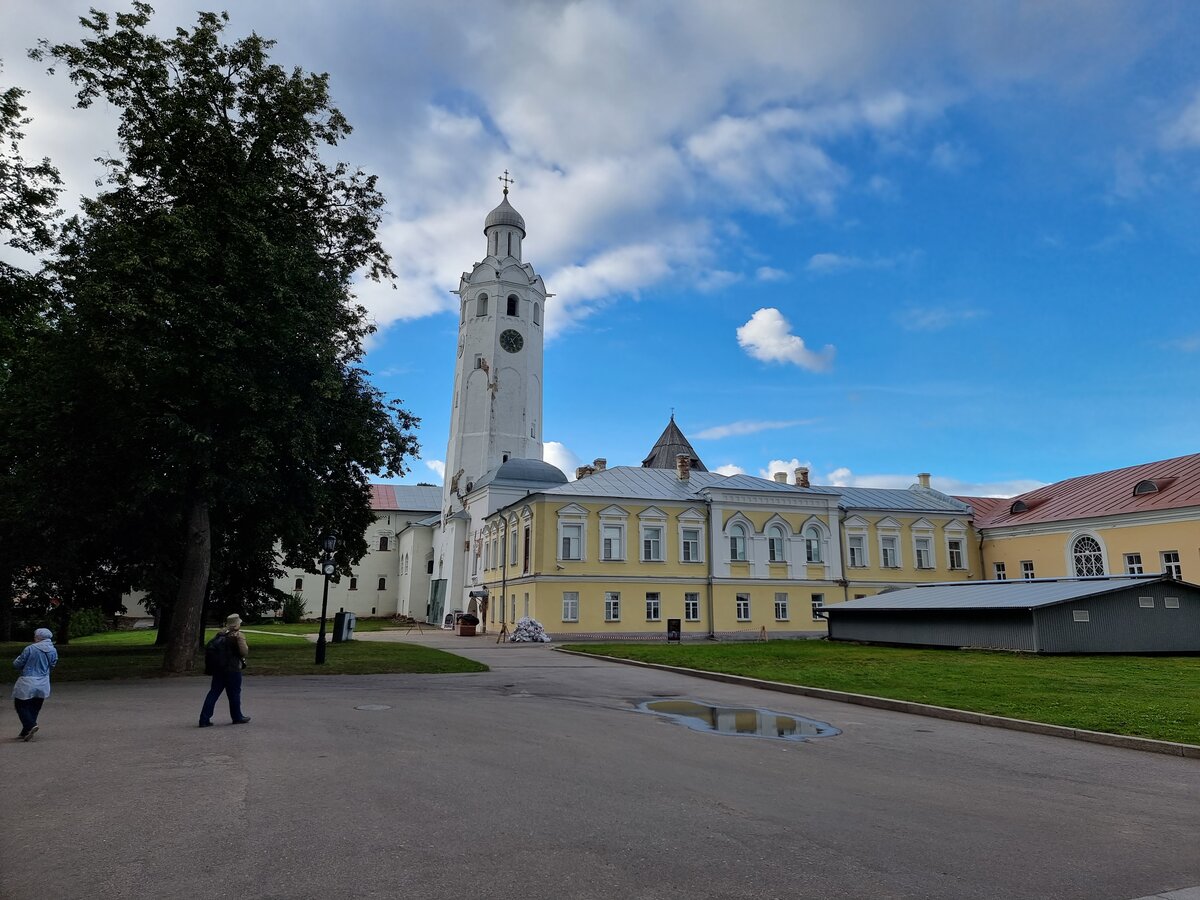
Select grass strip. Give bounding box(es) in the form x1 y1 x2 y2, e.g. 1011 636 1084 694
561 640 1200 745
2 629 485 681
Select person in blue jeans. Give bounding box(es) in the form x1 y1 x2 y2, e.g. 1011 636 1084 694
199 614 251 727
12 627 58 741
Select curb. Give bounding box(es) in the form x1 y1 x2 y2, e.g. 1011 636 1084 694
554 648 1200 759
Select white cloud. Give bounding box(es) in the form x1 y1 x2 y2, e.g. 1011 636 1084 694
806 251 917 274
930 141 977 172
758 458 812 481
713 464 746 476
896 306 986 332
823 467 1043 498
736 308 835 372
695 419 812 440
1162 89 1200 149
755 266 789 282
1165 334 1200 352
424 459 445 481
543 441 581 480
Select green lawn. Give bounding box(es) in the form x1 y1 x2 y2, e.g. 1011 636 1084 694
561 641 1200 745
2 628 485 681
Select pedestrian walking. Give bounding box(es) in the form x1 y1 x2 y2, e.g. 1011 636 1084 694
198 614 251 727
13 627 58 741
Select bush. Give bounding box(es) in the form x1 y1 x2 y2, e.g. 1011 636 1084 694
68 607 111 639
281 593 307 624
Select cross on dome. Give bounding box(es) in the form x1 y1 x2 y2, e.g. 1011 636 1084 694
498 169 514 195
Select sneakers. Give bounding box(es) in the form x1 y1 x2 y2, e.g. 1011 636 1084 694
198 721 213 728
22 725 38 742
232 717 251 725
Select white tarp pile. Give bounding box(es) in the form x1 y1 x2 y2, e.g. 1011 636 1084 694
508 616 552 642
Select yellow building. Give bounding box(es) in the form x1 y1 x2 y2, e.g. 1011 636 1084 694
961 453 1200 584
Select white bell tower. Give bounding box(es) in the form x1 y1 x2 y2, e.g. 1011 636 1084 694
430 173 549 621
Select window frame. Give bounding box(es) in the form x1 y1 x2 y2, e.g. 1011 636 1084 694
880 534 899 568
811 593 826 620
640 524 664 562
1124 553 1143 575
729 523 747 561
914 536 933 569
604 591 621 622
561 591 579 622
684 592 700 622
735 593 751 622
1161 550 1182 579
645 592 661 622
804 525 823 563
1021 560 1036 580
476 293 488 316
993 562 1006 581
559 523 583 561
847 533 867 568
768 525 787 563
947 537 965 570
774 592 789 621
1071 534 1105 577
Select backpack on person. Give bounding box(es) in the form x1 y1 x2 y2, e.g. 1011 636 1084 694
204 632 231 675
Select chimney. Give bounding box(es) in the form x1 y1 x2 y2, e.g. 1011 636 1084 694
917 472 931 489
575 465 594 480
773 471 787 484
676 454 691 481
795 467 810 488
593 458 606 471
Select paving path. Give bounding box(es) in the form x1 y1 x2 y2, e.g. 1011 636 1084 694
2 630 1197 900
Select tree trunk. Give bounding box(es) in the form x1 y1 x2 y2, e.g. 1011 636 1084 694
155 601 172 646
162 499 211 673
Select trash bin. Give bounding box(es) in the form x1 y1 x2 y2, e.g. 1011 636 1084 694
332 611 357 642
457 613 479 637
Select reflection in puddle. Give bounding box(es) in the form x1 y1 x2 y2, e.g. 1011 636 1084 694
638 699 840 741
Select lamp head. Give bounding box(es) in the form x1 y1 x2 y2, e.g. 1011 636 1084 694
322 534 337 553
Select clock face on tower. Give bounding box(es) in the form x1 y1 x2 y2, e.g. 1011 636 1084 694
499 329 524 353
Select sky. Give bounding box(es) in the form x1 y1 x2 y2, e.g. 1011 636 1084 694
4 1 1200 497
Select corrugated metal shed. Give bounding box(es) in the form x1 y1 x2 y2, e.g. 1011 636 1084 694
831 576 1165 611
370 484 442 512
973 452 1200 527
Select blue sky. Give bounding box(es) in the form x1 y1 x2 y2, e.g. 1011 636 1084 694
6 2 1200 496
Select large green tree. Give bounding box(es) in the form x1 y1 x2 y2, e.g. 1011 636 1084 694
28 4 418 671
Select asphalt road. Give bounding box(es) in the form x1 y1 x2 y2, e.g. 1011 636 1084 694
2 635 1198 900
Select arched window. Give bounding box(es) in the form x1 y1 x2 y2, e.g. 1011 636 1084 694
477 293 488 316
533 303 540 325
1133 479 1159 496
729 524 747 561
294 577 303 591
805 526 822 563
460 302 466 324
1072 535 1104 577
1011 500 1028 514
378 536 389 551
507 294 519 316
768 525 786 562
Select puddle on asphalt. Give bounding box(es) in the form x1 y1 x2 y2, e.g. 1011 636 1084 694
637 699 840 742
354 704 392 711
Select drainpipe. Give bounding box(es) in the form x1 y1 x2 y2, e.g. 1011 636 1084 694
837 510 849 604
704 496 716 640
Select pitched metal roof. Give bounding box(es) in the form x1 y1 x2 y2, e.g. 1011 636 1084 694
974 452 1200 528
544 466 836 502
642 416 708 471
828 575 1177 611
370 484 442 512
954 495 1010 520
831 485 972 514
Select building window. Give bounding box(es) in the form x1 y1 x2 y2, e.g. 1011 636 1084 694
684 593 700 621
533 303 540 325
476 294 488 316
506 294 518 316
509 527 519 565
1072 535 1104 577
562 592 579 622
847 534 866 567
522 525 531 574
378 535 390 551
511 594 516 622
1124 553 1143 575
602 524 624 561
729 524 747 561
294 578 303 591
947 538 965 570
774 592 789 621
349 577 358 591
556 523 581 560
811 593 826 620
427 560 434 575
604 592 621 622
681 527 701 562
914 537 933 569
474 353 483 370
1162 550 1182 579
1021 560 1035 579
377 577 387 591
641 524 663 561
993 562 1006 581
880 535 899 568
805 526 822 563
768 525 786 562
645 592 661 621
735 594 751 621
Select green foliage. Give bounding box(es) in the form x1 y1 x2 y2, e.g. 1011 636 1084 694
5 7 420 670
564 642 1200 745
281 592 307 624
67 607 110 639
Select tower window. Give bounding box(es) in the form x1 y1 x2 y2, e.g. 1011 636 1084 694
533 303 540 325
507 294 518 316
477 294 488 316
507 232 512 257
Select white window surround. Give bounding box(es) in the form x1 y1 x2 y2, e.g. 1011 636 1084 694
726 513 754 562
677 509 706 565
639 507 668 562
684 592 701 621
735 593 751 621
946 537 966 570
768 524 787 563
911 520 935 569
994 562 1007 580
1124 553 1143 575
604 591 621 622
774 592 789 621
599 505 628 562
1063 529 1107 578
846 531 868 568
944 520 968 571
1162 550 1182 579
562 591 579 622
804 525 823 563
556 504 588 562
879 533 900 569
645 592 661 621
1021 560 1036 579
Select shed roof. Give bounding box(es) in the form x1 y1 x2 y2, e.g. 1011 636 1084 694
828 575 1182 612
370 484 442 512
973 452 1200 527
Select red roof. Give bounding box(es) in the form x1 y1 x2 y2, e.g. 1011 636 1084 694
954 495 1009 520
972 452 1200 528
370 485 397 510
368 484 442 513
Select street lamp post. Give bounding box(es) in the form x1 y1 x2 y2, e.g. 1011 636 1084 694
315 534 337 665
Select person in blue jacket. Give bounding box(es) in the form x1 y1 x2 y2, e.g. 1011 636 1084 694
12 627 58 741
